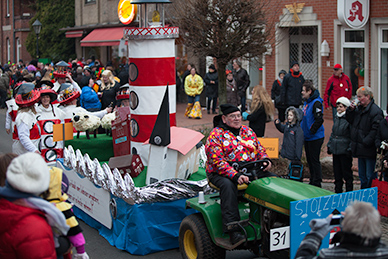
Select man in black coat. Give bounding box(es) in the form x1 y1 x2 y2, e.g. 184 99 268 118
233 60 250 112
346 86 383 189
280 61 305 110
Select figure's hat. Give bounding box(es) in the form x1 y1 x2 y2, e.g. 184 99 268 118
57 83 80 105
55 60 70 67
116 83 130 100
149 84 170 146
37 80 57 102
15 82 41 108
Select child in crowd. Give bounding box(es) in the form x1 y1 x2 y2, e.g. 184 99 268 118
43 167 89 259
275 106 304 180
327 97 353 193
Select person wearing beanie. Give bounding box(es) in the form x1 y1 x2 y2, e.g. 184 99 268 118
271 69 287 122
301 81 325 187
346 86 383 189
232 59 250 112
280 61 305 111
0 152 69 259
327 96 353 193
204 64 219 114
323 63 352 121
205 103 273 245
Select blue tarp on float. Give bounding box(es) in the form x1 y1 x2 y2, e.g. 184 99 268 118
73 195 196 255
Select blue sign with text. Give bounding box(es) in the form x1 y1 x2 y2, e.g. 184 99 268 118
290 187 377 259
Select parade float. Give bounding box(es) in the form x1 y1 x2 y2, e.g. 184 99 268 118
52 0 379 257
54 0 211 255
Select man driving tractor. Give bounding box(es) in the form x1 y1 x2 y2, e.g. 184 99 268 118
205 103 274 245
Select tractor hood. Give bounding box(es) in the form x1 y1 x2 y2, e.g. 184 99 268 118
244 177 334 215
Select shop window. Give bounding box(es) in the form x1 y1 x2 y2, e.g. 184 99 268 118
345 30 364 42
380 29 388 111
342 28 365 95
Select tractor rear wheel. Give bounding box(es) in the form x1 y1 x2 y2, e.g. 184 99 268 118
179 213 226 259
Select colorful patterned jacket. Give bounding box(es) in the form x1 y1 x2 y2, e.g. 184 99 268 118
205 125 269 180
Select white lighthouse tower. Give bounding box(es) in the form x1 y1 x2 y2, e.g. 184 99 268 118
124 0 179 165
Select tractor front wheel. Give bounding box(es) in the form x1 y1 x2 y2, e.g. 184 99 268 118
179 213 226 259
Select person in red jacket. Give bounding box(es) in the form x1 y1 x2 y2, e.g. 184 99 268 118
323 64 352 120
0 152 69 259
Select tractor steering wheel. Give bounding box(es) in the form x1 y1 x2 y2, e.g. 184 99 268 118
230 159 271 181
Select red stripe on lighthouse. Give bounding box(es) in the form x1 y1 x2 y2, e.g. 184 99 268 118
131 113 176 142
129 57 176 86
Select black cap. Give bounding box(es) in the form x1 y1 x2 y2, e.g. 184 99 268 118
279 70 287 76
220 104 240 115
290 61 299 68
209 64 215 70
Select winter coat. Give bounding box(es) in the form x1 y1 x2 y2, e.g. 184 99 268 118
80 86 101 110
204 71 218 98
271 78 285 109
323 73 352 109
375 117 388 150
301 90 324 141
295 230 388 259
205 123 269 180
0 198 56 259
346 99 383 158
280 69 305 107
184 74 203 96
327 113 351 155
275 106 304 161
247 106 266 137
233 68 250 97
226 78 239 106
100 81 120 109
0 73 9 92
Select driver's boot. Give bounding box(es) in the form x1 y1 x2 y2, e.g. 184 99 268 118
229 231 245 245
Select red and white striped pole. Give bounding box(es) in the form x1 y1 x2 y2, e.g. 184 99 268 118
124 27 179 165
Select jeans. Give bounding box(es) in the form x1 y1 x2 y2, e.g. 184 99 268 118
358 157 377 189
305 138 324 187
333 154 353 193
187 95 200 104
207 97 217 112
240 95 246 112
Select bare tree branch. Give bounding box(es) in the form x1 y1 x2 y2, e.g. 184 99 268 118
169 0 283 104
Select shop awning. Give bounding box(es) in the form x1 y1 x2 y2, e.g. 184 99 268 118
65 30 84 38
80 27 125 47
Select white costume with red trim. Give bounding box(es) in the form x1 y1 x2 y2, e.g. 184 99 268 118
36 104 66 163
12 110 40 154
5 99 18 136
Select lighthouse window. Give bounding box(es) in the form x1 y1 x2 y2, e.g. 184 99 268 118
130 119 139 138
129 63 138 82
129 91 139 110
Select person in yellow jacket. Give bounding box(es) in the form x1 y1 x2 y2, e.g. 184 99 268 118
184 66 203 119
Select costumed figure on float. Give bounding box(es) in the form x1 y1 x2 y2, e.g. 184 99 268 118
12 82 41 154
36 80 67 163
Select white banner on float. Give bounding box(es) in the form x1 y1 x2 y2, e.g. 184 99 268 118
56 160 112 229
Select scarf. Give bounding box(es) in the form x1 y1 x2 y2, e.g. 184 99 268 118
337 111 346 118
0 182 69 247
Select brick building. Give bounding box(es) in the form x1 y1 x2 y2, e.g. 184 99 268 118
263 0 388 113
0 0 35 66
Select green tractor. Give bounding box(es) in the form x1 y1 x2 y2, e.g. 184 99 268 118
179 160 334 259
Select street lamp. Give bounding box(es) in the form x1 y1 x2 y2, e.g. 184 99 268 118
32 19 42 59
